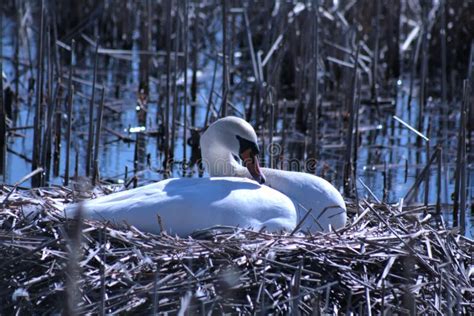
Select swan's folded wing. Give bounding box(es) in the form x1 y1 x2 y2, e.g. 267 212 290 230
65 177 298 236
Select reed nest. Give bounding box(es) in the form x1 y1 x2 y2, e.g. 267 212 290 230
0 186 473 315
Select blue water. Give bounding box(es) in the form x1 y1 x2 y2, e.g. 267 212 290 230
1 14 473 238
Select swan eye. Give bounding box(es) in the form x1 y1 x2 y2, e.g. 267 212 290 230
236 135 260 156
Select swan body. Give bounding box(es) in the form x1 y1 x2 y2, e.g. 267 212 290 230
66 116 346 236
261 168 346 232
72 177 297 236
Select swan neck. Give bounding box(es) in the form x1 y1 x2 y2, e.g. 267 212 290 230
202 147 247 178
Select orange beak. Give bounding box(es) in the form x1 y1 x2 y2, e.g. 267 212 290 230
241 149 265 184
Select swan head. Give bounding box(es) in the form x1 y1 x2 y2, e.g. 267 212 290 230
200 116 265 184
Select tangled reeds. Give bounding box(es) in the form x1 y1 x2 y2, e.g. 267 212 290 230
0 185 472 314
2 0 473 235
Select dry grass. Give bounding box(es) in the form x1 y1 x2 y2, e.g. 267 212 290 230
0 185 473 314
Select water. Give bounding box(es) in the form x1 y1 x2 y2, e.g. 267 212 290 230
1 8 473 238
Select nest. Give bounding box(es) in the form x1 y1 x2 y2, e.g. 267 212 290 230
0 186 473 315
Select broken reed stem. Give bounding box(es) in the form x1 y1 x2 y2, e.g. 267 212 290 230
404 146 440 203
93 88 105 185
64 40 76 186
86 38 100 178
393 115 429 142
31 0 45 188
1 167 44 207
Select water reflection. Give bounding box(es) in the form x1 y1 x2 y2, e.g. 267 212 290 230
1 10 472 238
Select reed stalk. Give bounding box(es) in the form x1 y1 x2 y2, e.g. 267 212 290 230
86 39 100 178
459 80 469 235
0 11 5 181
163 0 172 177
183 0 189 174
31 0 45 187
436 146 442 215
439 0 448 138
310 0 319 162
190 4 199 127
170 4 180 172
417 5 429 151
64 40 75 186
92 88 105 185
371 0 380 103
343 44 360 196
407 30 422 114
221 0 228 117
205 54 218 127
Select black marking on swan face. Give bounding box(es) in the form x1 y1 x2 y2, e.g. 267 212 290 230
236 135 260 156
232 153 241 163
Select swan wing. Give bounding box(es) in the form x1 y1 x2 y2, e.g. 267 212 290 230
65 177 297 236
262 169 347 232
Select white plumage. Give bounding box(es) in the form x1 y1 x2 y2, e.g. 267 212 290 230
66 116 346 236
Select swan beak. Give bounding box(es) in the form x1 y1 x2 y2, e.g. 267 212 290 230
242 149 266 184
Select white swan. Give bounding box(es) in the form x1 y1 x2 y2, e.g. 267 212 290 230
65 116 346 236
